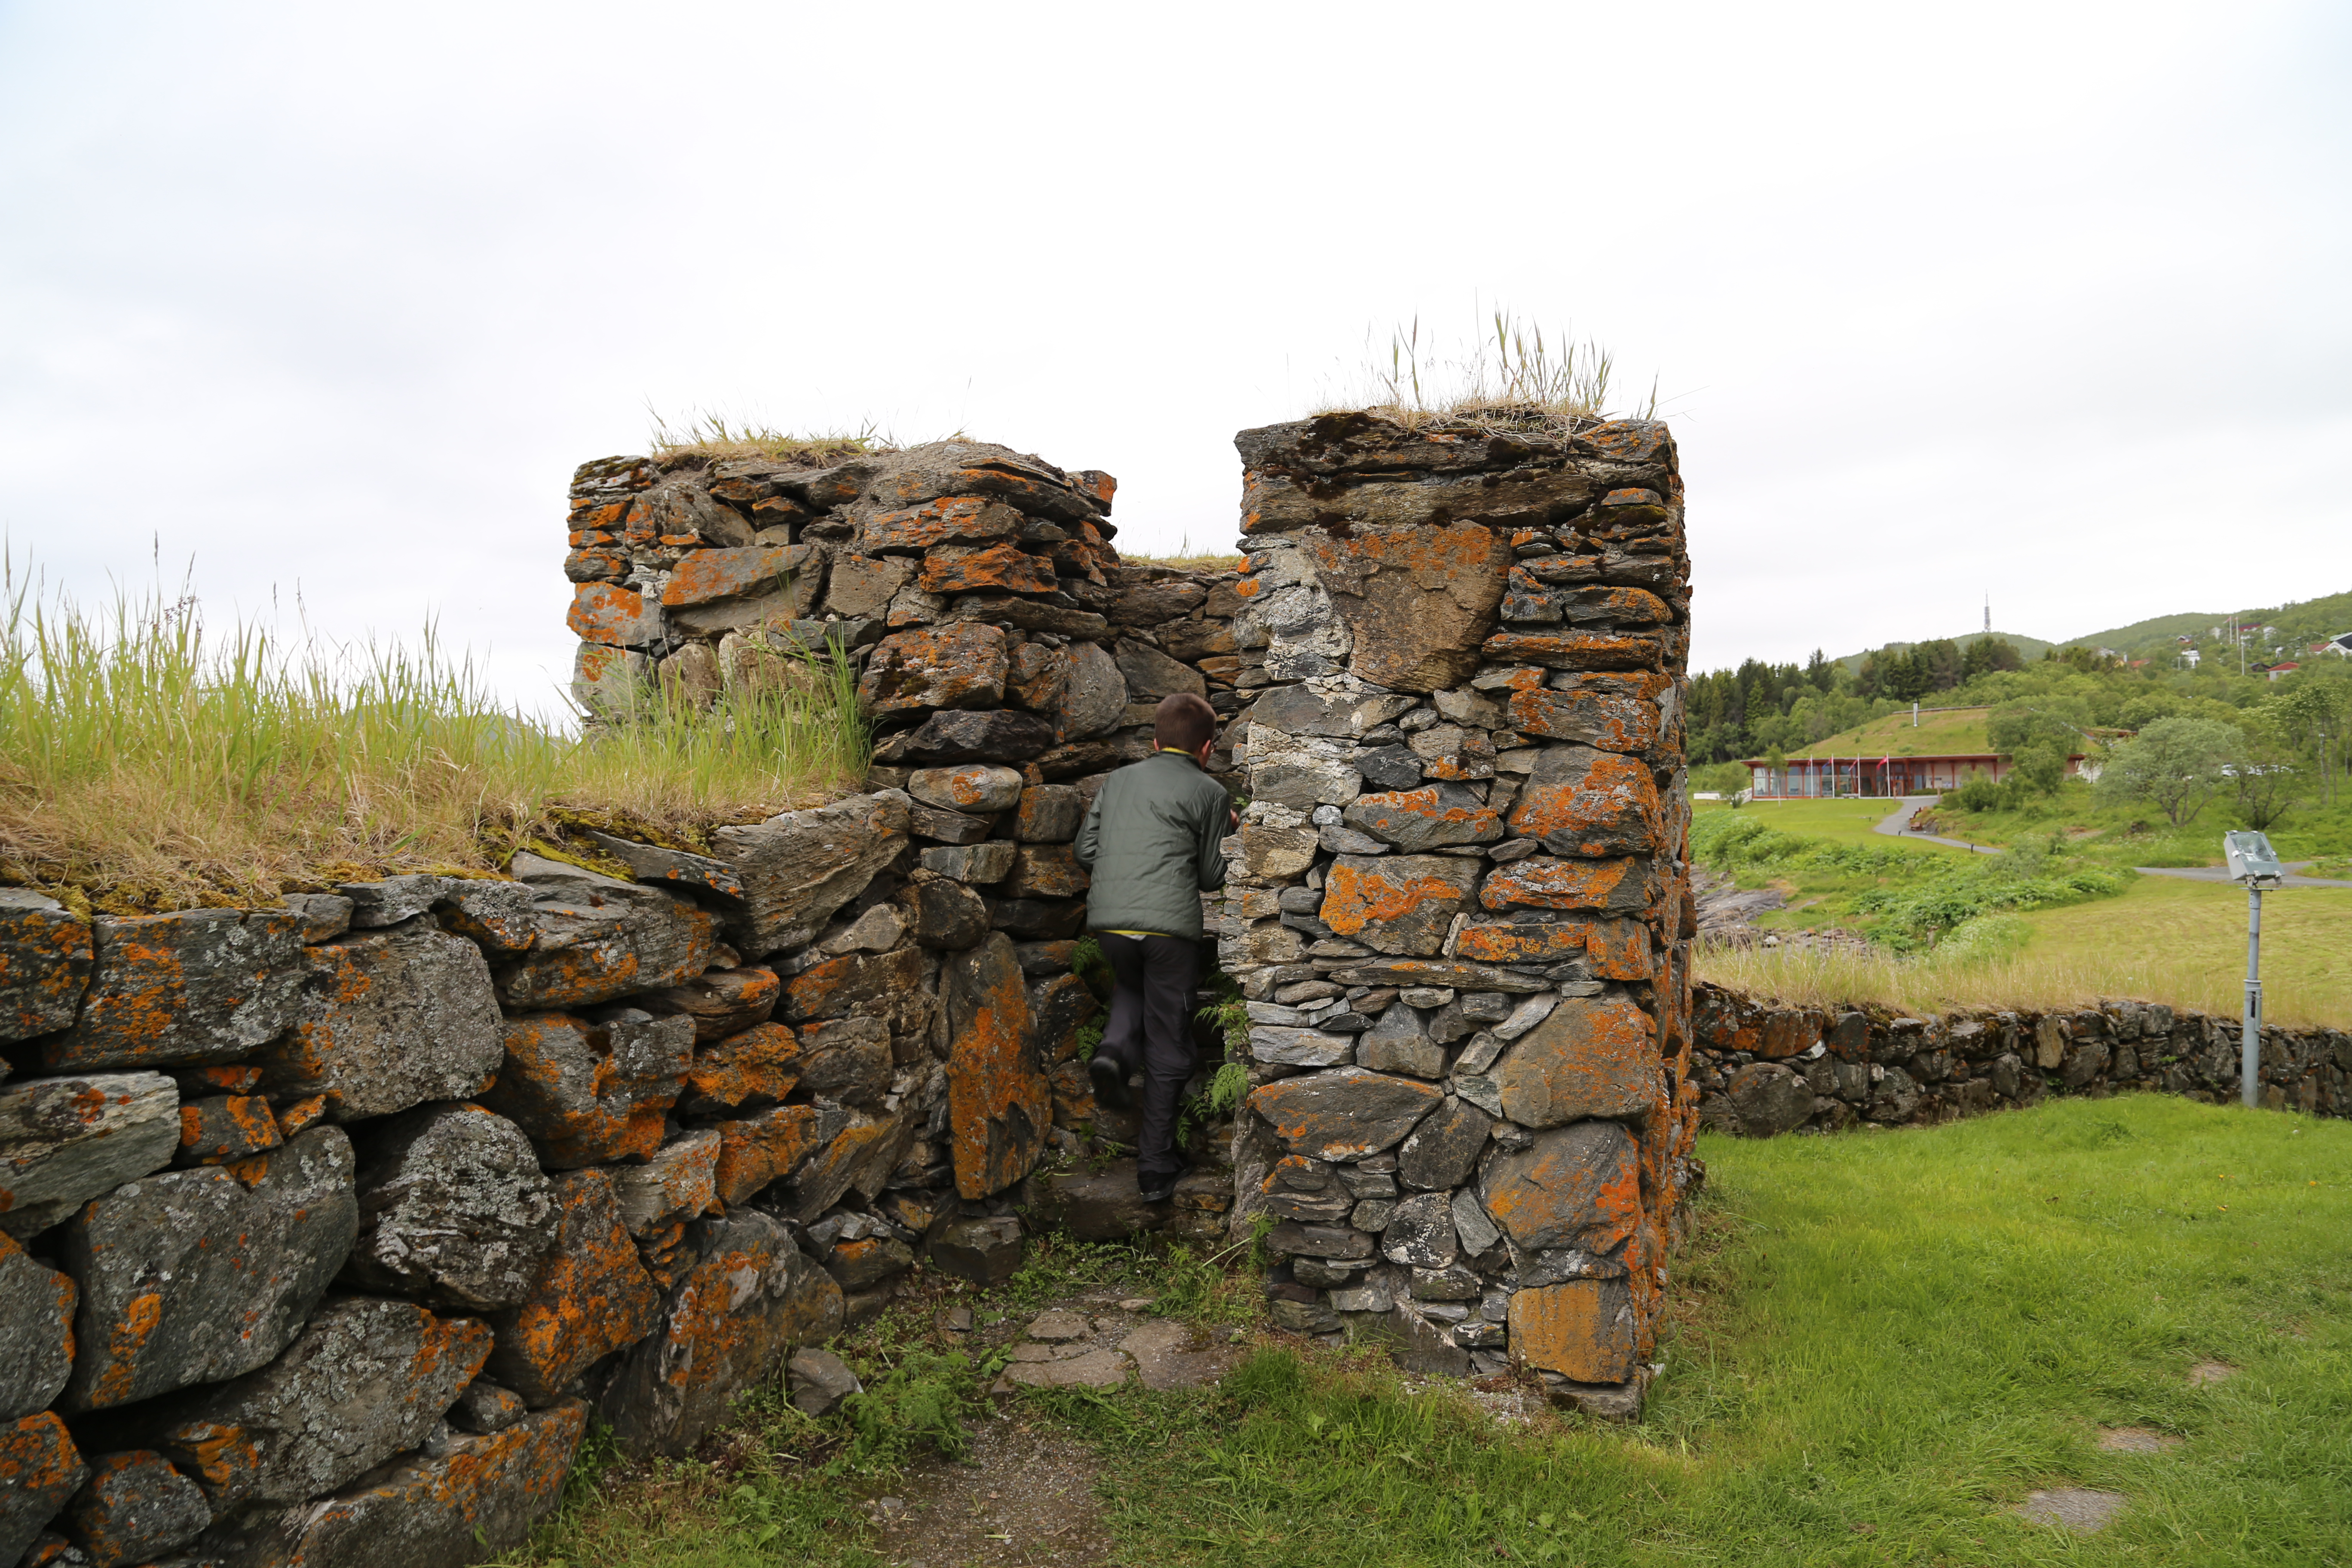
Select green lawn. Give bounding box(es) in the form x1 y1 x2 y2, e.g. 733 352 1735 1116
1700 796 1978 855
505 1097 2352 1567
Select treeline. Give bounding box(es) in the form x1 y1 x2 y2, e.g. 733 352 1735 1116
1689 633 2349 771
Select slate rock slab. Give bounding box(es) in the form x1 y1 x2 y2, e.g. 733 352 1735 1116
175 1294 492 1505
710 791 912 957
1247 1067 1444 1162
0 888 92 1047
1726 1062 1816 1136
2012 1488 2128 1533
1495 992 1663 1127
1038 1159 1169 1240
1511 1277 1638 1383
596 1210 842 1458
486 1169 662 1407
0 1232 74 1420
1396 1095 1492 1191
343 1104 559 1311
1004 1348 1130 1389
610 1128 720 1235
493 860 718 1012
39 910 306 1071
0 1071 181 1237
203 1399 585 1568
1479 1121 1641 1256
59 1126 357 1412
928 1215 1026 1286
787 1348 862 1417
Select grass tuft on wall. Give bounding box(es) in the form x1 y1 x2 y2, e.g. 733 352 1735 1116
0 557 868 912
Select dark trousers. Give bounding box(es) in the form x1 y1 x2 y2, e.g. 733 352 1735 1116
1096 933 1200 1181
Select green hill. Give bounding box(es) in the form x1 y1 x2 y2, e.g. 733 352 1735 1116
1831 631 2055 674
1827 588 2352 670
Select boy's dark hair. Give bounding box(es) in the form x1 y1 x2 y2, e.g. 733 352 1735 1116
1154 692 1217 753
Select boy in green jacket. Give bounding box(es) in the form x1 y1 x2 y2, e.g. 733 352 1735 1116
1073 692 1236 1202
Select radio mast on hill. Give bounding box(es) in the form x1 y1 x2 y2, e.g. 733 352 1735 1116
1983 594 1990 634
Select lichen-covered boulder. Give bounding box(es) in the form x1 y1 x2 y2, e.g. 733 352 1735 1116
780 946 928 1025
255 917 505 1122
0 1071 181 1237
487 1170 662 1407
1395 1096 1491 1191
202 1400 586 1568
777 1112 904 1223
1478 854 1655 914
492 858 718 1012
677 1021 800 1117
595 1210 842 1458
945 935 1050 1199
897 872 991 950
1504 674 1667 756
478 1009 690 1168
38 910 306 1071
709 791 911 957
713 1103 837 1208
0 1232 74 1419
879 707 1058 764
343 1104 559 1311
0 889 92 1047
908 763 1026 815
58 1127 357 1412
64 1448 210 1568
170 1294 491 1505
1494 994 1663 1128
796 1017 892 1107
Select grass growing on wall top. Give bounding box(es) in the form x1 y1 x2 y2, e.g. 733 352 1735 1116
1313 308 1661 431
644 408 897 466
0 560 868 912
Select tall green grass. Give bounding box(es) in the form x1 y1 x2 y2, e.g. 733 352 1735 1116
1315 308 1660 429
0 557 867 911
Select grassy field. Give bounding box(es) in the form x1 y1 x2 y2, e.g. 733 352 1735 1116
2014 875 2352 1021
498 1096 2352 1567
1701 797 1977 854
0 563 867 911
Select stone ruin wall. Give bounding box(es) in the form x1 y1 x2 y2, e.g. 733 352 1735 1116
1214 412 1699 1414
0 414 1706 1567
1691 983 2352 1136
0 438 1256 1568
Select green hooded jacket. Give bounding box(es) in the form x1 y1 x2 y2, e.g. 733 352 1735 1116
1073 749 1231 940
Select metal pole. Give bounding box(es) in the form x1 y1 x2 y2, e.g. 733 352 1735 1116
2242 882 2263 1109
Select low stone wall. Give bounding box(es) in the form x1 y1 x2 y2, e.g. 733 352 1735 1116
1213 411 1700 1415
0 441 1243 1568
1691 980 2352 1136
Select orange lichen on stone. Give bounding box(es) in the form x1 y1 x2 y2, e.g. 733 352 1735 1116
489 1170 661 1406
780 946 925 1024
1479 1122 1642 1256
1509 1280 1639 1384
566 583 655 647
1478 855 1652 913
481 1014 676 1168
1318 856 1478 956
86 1292 166 1409
857 622 1010 714
859 497 1023 553
174 1095 282 1165
1507 747 1662 858
946 937 1050 1199
919 541 1057 597
1452 922 1588 965
1000 844 1089 900
274 1094 329 1138
1506 677 1665 755
279 1401 587 1564
659 545 804 608
1494 993 1662 1127
683 1022 801 1114
714 1105 828 1207
1481 631 1664 671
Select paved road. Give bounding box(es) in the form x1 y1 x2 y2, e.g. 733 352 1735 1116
1872 796 2004 856
2135 863 2352 890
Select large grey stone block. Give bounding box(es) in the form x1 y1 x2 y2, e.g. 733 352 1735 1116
0 1071 180 1237
58 1126 356 1412
343 1104 559 1311
38 910 306 1071
708 791 911 956
0 888 91 1046
0 1232 74 1419
492 858 719 1012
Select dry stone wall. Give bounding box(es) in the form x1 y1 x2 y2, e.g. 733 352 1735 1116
1692 982 2352 1135
1214 411 1700 1416
0 440 1250 1568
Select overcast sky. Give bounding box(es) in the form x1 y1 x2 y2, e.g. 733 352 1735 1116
3 0 2346 711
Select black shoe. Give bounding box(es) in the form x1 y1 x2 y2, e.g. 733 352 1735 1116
1138 1163 1191 1204
1088 1053 1134 1111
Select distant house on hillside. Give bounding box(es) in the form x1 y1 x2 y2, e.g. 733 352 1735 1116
2266 661 2301 681
2318 633 2352 658
1741 706 2091 799
2180 648 2202 668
